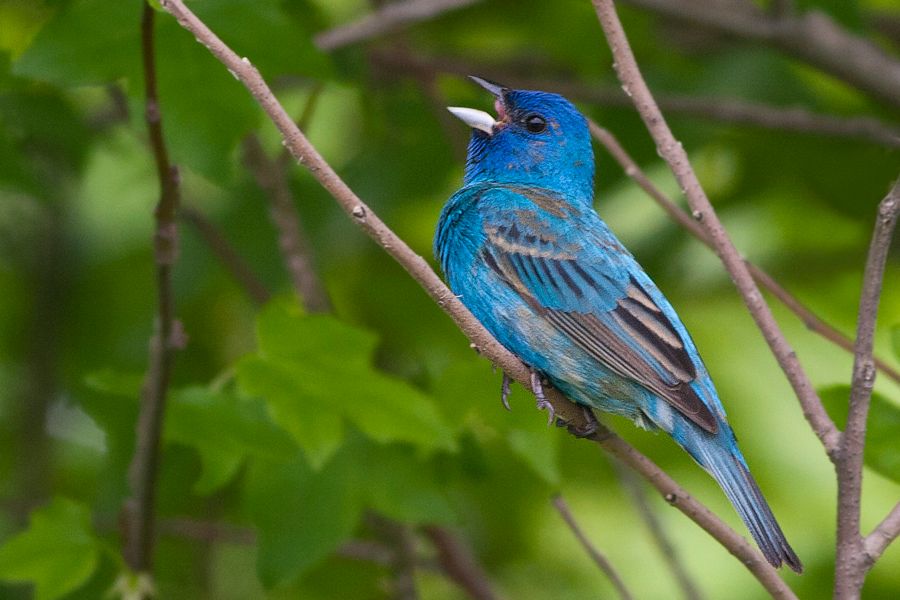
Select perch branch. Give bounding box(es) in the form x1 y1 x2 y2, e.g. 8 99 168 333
588 122 900 387
315 0 481 51
157 1 797 595
834 180 900 599
592 0 839 455
124 3 184 578
552 495 634 600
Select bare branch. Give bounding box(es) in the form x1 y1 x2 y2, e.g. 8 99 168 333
315 0 481 51
422 526 499 600
371 49 900 149
157 517 257 545
180 207 271 306
157 2 798 595
864 501 900 564
588 122 900 387
620 0 900 108
124 3 184 578
552 495 634 600
611 461 703 600
242 134 332 313
834 180 900 599
592 0 839 455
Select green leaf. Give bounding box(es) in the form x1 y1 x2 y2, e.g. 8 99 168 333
0 498 100 600
820 385 900 483
245 453 361 588
433 358 561 485
13 0 142 85
165 386 298 495
236 300 456 467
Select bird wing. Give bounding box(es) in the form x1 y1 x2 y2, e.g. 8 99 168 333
478 187 718 433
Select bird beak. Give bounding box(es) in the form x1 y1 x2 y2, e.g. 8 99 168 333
446 76 510 136
446 106 497 135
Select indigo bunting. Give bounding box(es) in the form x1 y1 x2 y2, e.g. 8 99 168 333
435 77 801 571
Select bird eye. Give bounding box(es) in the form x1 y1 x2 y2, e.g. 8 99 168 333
523 114 547 133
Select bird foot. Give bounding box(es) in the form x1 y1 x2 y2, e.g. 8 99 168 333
562 406 599 438
530 371 554 426
500 373 512 411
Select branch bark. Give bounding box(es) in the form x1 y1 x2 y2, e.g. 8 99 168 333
422 526 499 600
611 461 703 600
180 207 271 306
158 1 797 595
619 0 900 109
242 134 332 312
588 122 900 387
552 495 634 600
864 500 900 564
592 0 840 456
125 2 184 578
834 181 900 600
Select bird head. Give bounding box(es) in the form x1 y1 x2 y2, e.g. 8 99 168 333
448 76 594 202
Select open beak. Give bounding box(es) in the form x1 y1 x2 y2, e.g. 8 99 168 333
447 76 509 135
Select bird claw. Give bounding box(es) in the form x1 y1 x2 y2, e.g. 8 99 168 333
500 373 512 411
565 406 600 438
530 371 554 426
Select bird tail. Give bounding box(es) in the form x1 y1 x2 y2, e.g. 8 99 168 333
694 439 803 573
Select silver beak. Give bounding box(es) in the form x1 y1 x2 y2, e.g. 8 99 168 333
446 106 497 135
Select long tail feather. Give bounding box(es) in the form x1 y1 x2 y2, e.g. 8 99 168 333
698 442 802 572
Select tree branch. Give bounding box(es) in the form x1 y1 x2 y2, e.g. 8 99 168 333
371 49 900 149
180 207 271 306
834 180 900 599
552 495 634 600
124 3 184 578
620 0 900 109
314 0 482 51
157 2 798 595
242 134 332 312
864 500 900 564
592 0 840 456
422 526 498 600
588 122 900 386
611 461 703 600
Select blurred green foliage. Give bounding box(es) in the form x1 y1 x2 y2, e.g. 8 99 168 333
0 0 899 598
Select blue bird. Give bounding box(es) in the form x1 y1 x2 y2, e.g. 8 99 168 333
435 76 801 572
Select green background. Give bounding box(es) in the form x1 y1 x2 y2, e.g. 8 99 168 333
0 0 899 598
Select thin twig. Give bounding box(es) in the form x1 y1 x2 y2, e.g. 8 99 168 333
370 49 900 149
589 122 900 386
242 134 332 313
592 0 840 456
157 517 257 545
611 461 703 600
864 501 900 564
157 2 798 596
315 0 481 51
552 495 634 600
834 180 900 599
180 207 271 306
422 526 498 600
368 513 419 599
619 0 900 109
124 3 184 578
